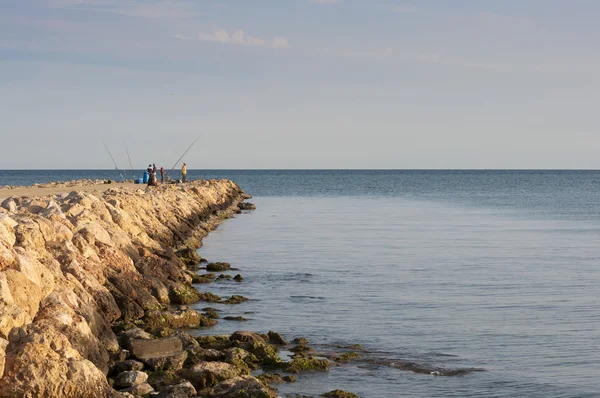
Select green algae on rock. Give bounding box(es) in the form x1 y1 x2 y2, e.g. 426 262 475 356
333 352 361 363
198 292 222 303
285 356 330 373
322 389 359 398
206 262 231 272
224 316 249 321
220 295 249 304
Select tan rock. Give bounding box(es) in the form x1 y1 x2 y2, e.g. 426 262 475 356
0 323 112 398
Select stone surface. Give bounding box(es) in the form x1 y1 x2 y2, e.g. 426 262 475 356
120 382 154 396
205 262 231 272
267 330 287 345
151 381 196 398
141 350 187 372
230 331 265 344
182 361 245 390
129 336 182 360
114 370 149 388
210 375 276 398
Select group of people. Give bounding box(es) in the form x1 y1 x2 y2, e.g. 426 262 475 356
146 163 187 186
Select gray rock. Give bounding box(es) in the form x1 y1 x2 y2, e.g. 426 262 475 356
141 350 187 372
120 328 154 351
182 361 244 390
120 382 154 396
114 371 148 388
130 336 182 359
151 381 197 398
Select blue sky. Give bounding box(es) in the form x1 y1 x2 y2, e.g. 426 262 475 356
1 0 600 169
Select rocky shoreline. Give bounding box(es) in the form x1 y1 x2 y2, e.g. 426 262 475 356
0 179 365 398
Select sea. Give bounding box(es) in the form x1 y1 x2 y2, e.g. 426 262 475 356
1 170 599 398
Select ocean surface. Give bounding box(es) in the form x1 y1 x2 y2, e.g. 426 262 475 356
2 170 600 397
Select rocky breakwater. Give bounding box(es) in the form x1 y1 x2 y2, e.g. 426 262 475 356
0 180 250 397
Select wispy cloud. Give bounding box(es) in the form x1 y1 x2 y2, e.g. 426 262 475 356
173 28 291 49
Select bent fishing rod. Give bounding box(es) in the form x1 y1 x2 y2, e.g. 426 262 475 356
102 140 126 182
169 135 201 173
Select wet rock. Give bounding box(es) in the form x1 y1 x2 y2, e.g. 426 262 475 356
233 274 244 282
168 283 202 305
202 308 220 319
224 347 259 371
238 202 256 211
210 375 275 398
322 390 359 398
224 316 248 321
258 373 285 384
292 337 309 345
198 292 221 303
191 274 213 284
285 356 330 373
216 274 232 280
114 370 149 388
246 342 281 367
282 375 296 383
290 344 314 354
267 331 287 345
220 295 249 304
181 361 246 390
337 344 362 350
120 382 154 396
331 352 361 363
230 331 265 344
206 262 230 272
197 335 233 350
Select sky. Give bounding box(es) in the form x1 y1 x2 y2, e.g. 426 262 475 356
1 0 600 169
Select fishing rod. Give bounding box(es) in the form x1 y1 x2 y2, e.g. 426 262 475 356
125 141 135 178
169 135 200 173
102 140 125 182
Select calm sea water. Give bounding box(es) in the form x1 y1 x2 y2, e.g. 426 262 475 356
2 170 600 397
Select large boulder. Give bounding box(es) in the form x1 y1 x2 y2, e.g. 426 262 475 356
0 323 112 398
181 361 245 390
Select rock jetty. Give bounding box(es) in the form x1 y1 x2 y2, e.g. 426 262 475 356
0 180 257 397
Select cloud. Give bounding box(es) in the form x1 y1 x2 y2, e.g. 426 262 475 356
174 28 291 49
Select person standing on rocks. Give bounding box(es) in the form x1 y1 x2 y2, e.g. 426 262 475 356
182 162 187 183
160 166 165 184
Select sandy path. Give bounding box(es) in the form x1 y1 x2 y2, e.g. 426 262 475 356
0 182 146 200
